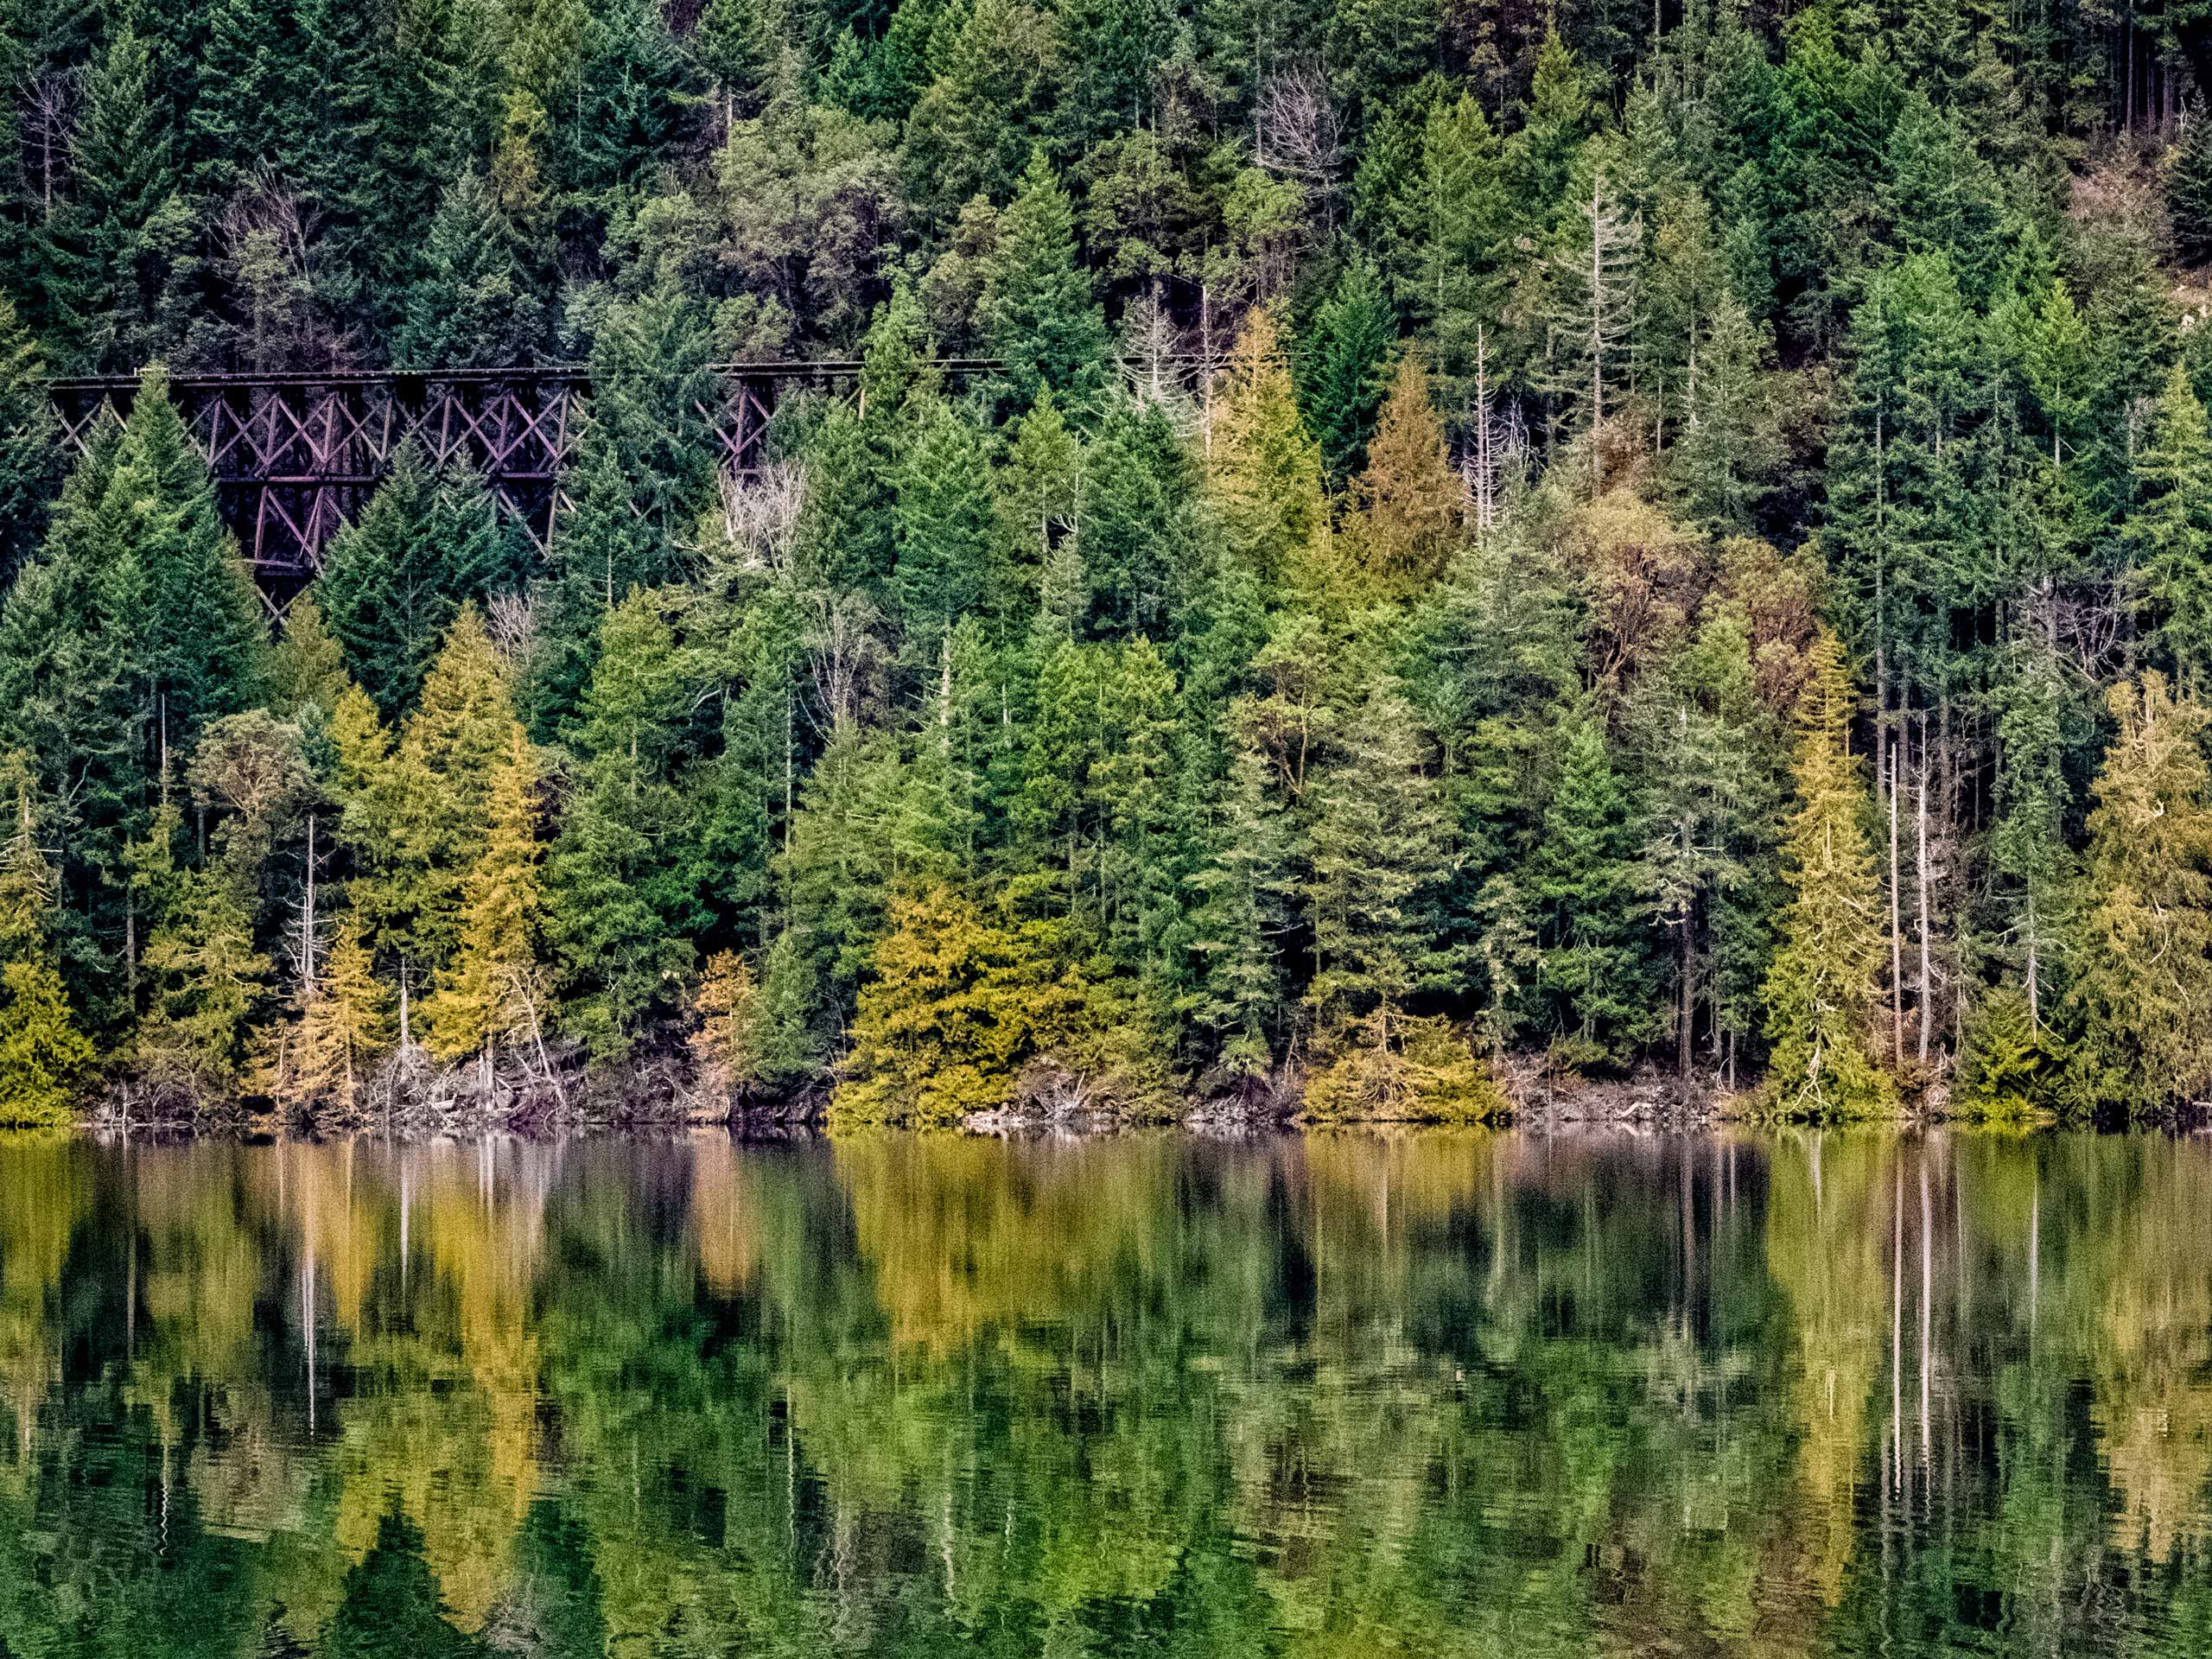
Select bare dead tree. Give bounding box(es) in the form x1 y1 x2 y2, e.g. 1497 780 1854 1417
19 65 74 222
1256 66 1343 193
1464 326 1505 535
219 173 330 371
804 587 887 736
715 456 807 574
1537 168 1640 481
480 594 541 683
1118 286 1201 435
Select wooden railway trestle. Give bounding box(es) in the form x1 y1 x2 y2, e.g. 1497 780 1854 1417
45 361 867 581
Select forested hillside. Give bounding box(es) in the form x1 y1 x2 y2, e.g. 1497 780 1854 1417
3 0 2212 1125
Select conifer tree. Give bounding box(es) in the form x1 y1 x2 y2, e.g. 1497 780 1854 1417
1671 289 1779 534
1300 256 1396 489
356 0 503 308
695 0 779 111
327 683 409 1001
1304 679 1459 1038
1088 403 1206 641
690 950 761 1105
137 857 271 1090
899 0 1058 226
0 296 62 583
750 927 823 1090
1532 719 1655 1068
317 443 520 718
47 26 194 371
2014 278 2093 467
282 915 393 1113
532 425 671 725
1642 188 1727 441
1988 635 2075 1039
562 0 690 200
1206 306 1332 591
1504 34 1597 224
0 766 92 1123
1351 353 1461 588
1093 638 1181 984
187 0 319 194
979 150 1110 410
1761 631 1889 1116
893 404 1008 664
2174 105 2212 267
266 595 354 722
890 618 996 885
2064 674 2212 1114
423 724 549 1082
2128 363 2212 687
0 435 142 951
0 952 95 1122
549 592 702 1065
1301 680 1498 1120
531 288 721 720
392 168 544 368
385 607 520 983
1357 92 1507 395
1014 632 1109 892
891 401 1002 658
692 585 805 935
1883 93 2006 305
1186 741 1294 1077
1632 615 1773 1082
107 369 270 773
999 390 1084 620
781 718 899 1024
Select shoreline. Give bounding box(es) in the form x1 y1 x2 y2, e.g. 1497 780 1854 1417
58 1082 2212 1141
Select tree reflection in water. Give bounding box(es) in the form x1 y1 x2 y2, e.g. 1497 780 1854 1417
0 1128 2209 1657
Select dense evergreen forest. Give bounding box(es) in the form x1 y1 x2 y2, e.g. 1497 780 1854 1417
6 0 2212 1125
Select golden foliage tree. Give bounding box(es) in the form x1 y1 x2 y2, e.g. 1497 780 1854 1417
392 605 518 976
280 916 395 1114
422 725 550 1085
690 950 761 1106
1351 353 1462 590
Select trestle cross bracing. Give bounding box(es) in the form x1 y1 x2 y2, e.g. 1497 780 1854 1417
46 362 853 581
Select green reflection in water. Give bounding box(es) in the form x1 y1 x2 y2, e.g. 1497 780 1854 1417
0 1130 2209 1656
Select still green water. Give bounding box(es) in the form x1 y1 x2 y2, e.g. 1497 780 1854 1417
0 1129 2208 1656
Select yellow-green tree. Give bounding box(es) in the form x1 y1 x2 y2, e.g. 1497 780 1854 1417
1760 629 1890 1117
266 593 355 721
833 881 1070 1128
2064 673 2212 1114
423 725 549 1085
1205 303 1332 592
133 798 272 1092
354 607 518 1031
0 767 92 1124
280 916 395 1114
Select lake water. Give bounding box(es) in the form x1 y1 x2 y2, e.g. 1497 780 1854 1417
2 1129 2209 1656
